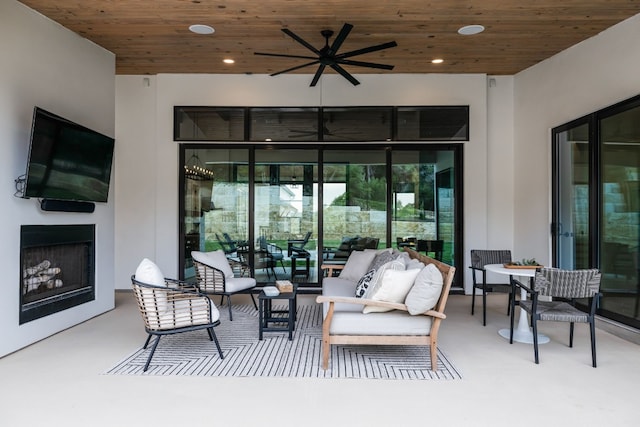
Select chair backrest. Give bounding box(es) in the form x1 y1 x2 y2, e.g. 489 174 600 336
534 268 601 299
418 239 444 260
470 249 512 269
291 231 311 249
193 260 227 293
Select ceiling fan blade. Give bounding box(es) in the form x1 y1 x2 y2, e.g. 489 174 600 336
254 52 318 61
329 23 353 54
271 60 320 76
310 64 326 87
282 28 321 55
329 63 360 86
337 41 398 59
336 59 395 70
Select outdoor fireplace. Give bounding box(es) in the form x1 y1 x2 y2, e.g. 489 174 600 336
20 225 95 324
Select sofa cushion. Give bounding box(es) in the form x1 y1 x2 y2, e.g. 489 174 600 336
338 250 377 282
405 263 444 315
191 250 234 279
322 277 362 316
363 268 421 314
329 310 433 335
368 250 396 271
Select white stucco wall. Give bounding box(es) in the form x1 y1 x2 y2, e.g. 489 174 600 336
0 1 115 357
513 13 640 265
115 73 494 292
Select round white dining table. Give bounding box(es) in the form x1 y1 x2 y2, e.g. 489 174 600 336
484 264 550 345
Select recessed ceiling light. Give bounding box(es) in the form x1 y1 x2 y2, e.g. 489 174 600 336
432 58 444 64
458 24 485 35
189 24 215 35
223 58 235 64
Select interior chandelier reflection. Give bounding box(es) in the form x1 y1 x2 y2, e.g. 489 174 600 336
184 153 214 180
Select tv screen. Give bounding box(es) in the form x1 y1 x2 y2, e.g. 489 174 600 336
24 107 115 203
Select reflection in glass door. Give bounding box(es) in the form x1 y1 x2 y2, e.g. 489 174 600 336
322 149 387 264
254 149 318 283
181 148 249 279
599 105 640 321
553 121 590 270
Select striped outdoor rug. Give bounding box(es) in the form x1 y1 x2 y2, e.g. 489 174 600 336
106 303 462 380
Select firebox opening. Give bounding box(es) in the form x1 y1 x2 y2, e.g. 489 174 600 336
20 224 95 324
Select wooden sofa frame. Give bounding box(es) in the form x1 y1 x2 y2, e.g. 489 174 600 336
316 247 456 371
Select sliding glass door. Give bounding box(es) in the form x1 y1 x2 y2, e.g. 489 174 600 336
180 144 463 290
553 95 640 328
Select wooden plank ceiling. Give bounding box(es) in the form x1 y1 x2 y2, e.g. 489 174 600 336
19 0 640 76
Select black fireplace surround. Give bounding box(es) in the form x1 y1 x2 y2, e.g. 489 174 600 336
20 224 95 324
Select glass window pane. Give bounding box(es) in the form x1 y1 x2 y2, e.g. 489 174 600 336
323 150 387 263
599 105 640 320
322 107 392 141
175 107 245 141
182 148 249 279
250 107 319 141
254 149 318 284
392 150 455 264
397 106 469 141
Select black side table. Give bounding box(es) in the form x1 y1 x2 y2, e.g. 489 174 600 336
258 284 298 341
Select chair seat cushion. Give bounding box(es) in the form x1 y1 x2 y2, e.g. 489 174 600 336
520 300 589 323
224 277 256 293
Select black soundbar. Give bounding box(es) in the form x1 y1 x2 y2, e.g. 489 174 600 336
40 199 95 213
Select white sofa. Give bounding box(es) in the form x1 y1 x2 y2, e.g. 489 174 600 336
316 247 456 371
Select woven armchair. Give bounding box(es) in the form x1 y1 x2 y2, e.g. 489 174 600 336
131 259 224 372
469 249 513 325
192 250 257 321
510 267 602 367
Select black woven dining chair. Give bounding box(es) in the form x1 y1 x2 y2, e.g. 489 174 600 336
469 249 513 326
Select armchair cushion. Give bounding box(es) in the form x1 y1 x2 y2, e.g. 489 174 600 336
338 250 377 282
192 250 234 279
135 258 168 312
363 268 421 314
361 258 406 299
405 263 444 315
224 277 257 293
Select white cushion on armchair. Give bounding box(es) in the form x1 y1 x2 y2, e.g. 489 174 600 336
192 250 234 279
225 277 256 292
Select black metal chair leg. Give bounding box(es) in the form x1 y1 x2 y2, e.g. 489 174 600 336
482 287 487 326
143 334 153 349
471 287 476 315
249 293 258 310
144 335 161 372
569 323 575 347
509 292 515 344
209 327 224 359
590 320 597 368
532 318 539 364
227 297 234 321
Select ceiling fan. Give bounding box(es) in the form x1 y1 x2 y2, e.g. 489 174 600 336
254 23 397 87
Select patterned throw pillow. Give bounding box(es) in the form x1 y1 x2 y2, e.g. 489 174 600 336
355 269 376 297
368 250 395 272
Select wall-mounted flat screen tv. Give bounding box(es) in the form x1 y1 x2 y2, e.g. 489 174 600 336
23 107 115 203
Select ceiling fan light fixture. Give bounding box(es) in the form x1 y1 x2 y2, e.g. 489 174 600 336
189 24 215 35
458 24 484 35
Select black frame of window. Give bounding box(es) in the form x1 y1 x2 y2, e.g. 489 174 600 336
174 106 469 142
178 143 464 292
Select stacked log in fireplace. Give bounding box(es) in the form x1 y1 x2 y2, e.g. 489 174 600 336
22 260 63 295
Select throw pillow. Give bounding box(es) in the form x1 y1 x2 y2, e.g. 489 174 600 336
134 258 167 313
363 268 421 313
405 263 444 315
368 250 395 272
338 250 377 282
355 269 376 297
134 258 165 286
361 258 406 299
191 250 234 279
